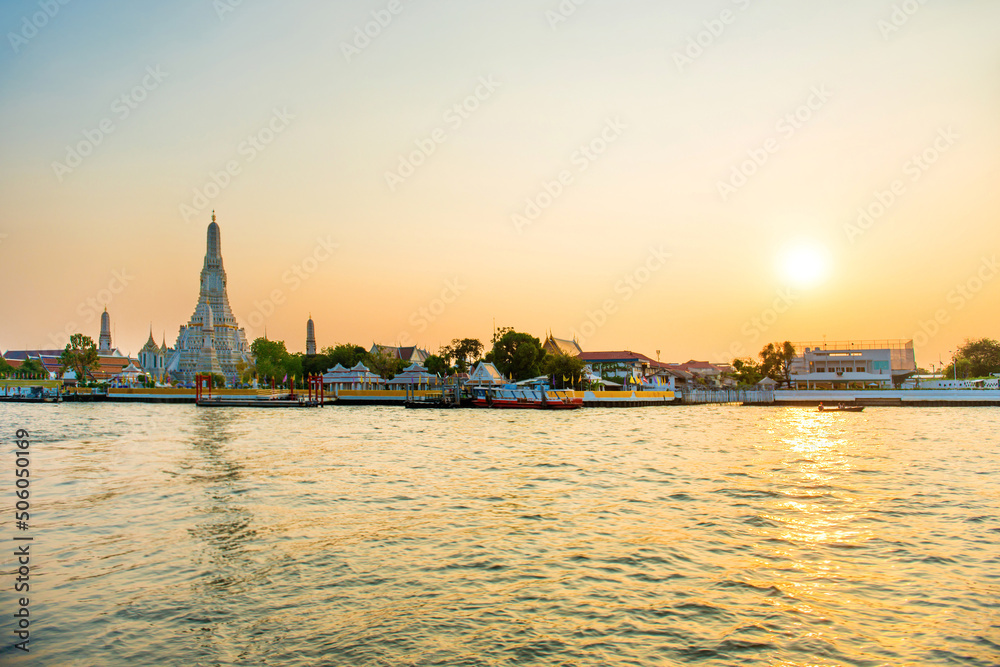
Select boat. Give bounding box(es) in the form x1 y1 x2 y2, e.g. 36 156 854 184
818 404 864 412
471 382 582 410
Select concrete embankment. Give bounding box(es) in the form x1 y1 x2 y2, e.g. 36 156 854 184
768 389 1000 407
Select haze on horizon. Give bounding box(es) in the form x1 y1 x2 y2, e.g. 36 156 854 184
1 0 998 368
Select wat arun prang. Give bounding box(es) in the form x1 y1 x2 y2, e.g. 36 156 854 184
165 214 253 384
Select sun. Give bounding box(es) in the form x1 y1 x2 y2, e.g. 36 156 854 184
779 243 830 287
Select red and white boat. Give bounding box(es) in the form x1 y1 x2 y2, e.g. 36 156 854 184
471 383 582 409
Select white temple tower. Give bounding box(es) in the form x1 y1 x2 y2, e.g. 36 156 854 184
165 213 252 384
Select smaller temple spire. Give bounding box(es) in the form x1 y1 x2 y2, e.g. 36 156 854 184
99 307 113 353
306 315 317 356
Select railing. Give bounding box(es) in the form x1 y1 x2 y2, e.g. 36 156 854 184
680 389 774 404
792 339 913 351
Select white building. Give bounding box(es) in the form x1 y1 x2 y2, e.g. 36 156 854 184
790 340 917 389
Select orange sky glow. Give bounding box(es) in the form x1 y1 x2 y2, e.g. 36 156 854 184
1 1 998 369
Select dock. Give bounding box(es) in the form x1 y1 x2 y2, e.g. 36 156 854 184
196 396 325 408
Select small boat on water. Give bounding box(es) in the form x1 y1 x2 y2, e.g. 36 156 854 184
471 382 582 410
818 404 864 412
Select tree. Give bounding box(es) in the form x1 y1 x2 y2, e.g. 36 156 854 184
731 357 764 386
440 338 484 373
59 334 99 381
18 358 48 378
302 352 331 379
0 356 13 378
955 338 1000 378
211 373 226 388
324 344 368 369
251 337 290 384
488 330 546 381
941 357 974 381
366 348 406 379
759 341 796 387
543 353 586 388
492 326 513 345
283 353 305 388
424 354 450 377
235 358 255 385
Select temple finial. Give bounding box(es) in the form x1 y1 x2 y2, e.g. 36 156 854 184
212 210 216 223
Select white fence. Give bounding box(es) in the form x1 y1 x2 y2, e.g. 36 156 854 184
679 389 774 404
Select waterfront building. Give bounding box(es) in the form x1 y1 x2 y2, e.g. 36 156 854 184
386 363 439 389
653 366 692 391
113 361 145 386
306 316 317 356
322 362 380 392
667 360 736 388
542 333 583 357
369 344 430 365
789 340 917 390
3 348 134 382
576 351 659 383
165 214 252 384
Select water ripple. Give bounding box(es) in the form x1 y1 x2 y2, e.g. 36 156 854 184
0 403 997 666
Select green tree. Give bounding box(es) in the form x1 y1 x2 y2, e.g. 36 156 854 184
424 354 450 377
440 338 484 373
941 357 974 380
251 337 291 384
366 348 406 379
324 344 368 369
488 330 547 381
18 358 48 378
283 353 305 387
759 341 796 387
235 358 255 385
954 338 1000 378
0 356 13 377
302 352 332 379
543 353 586 388
59 334 99 381
731 357 764 386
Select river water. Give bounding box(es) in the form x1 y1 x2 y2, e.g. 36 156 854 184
1 404 998 666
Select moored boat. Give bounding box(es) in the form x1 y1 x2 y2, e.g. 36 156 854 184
471 383 582 410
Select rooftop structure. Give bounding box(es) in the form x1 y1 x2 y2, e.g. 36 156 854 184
542 333 583 357
138 328 170 383
468 361 506 386
370 344 430 365
386 363 439 388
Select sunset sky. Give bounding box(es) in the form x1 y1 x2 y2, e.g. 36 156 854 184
1 0 998 367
